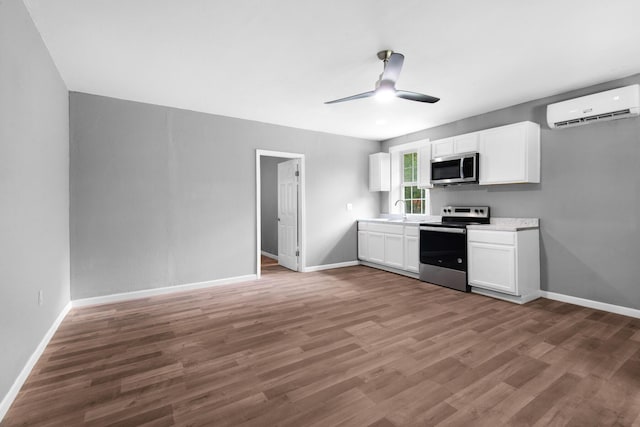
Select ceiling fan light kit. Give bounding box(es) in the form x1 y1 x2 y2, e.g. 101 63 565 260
325 50 440 105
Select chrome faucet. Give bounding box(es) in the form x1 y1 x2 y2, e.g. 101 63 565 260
394 199 407 219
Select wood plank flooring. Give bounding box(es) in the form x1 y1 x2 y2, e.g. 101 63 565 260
261 255 279 269
3 265 640 426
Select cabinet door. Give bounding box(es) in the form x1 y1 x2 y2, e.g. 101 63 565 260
368 232 385 264
453 133 479 154
404 235 419 272
468 242 517 294
479 125 527 185
384 234 404 268
417 144 432 188
432 138 454 158
369 153 390 191
358 231 368 261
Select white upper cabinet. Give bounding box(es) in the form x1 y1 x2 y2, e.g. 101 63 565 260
453 133 479 153
478 121 540 185
369 152 390 191
431 138 454 158
417 143 432 188
431 133 479 159
424 121 540 187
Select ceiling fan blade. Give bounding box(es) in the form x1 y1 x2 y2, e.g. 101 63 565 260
324 91 376 104
380 52 404 83
395 90 440 103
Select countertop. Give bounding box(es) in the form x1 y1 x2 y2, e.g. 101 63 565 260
358 216 539 231
357 215 441 226
466 218 539 231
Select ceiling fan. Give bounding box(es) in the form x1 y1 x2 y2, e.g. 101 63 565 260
325 50 440 105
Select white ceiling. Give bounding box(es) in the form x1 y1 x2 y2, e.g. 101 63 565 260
24 0 640 141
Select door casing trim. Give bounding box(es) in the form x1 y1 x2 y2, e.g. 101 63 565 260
256 150 306 278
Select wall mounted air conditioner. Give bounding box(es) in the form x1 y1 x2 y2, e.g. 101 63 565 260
547 84 640 129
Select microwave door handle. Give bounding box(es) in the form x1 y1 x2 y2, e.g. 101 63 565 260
460 158 465 179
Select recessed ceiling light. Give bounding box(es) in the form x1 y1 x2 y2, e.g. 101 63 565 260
375 119 387 126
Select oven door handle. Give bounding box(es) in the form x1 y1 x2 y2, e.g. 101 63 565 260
420 226 466 234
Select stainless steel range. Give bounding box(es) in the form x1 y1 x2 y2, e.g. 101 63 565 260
419 206 490 292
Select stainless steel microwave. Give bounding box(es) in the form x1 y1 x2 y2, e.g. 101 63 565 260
431 152 479 186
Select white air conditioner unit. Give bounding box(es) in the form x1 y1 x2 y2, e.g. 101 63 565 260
547 84 640 129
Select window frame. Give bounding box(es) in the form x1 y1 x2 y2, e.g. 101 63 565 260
388 139 430 216
401 152 425 215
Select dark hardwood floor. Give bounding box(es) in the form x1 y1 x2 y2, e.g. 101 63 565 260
3 265 640 426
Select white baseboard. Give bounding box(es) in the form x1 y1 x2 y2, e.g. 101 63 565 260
72 274 257 307
0 301 72 422
472 287 540 305
540 291 640 319
260 251 278 260
302 261 360 273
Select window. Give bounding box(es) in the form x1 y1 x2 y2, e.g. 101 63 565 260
401 152 426 214
388 139 430 215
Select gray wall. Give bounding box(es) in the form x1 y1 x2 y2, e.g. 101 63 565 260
382 74 640 311
260 156 289 256
70 93 380 299
0 0 70 405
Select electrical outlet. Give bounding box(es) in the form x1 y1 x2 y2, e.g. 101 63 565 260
38 290 43 306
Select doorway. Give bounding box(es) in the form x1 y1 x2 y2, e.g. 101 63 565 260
256 150 306 278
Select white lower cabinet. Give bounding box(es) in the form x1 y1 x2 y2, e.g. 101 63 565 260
384 234 404 269
468 242 516 294
357 221 419 276
404 235 420 273
357 231 368 261
367 231 385 264
467 228 540 303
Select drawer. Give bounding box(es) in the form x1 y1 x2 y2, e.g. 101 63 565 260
367 222 404 235
468 229 515 245
404 226 419 237
358 221 369 231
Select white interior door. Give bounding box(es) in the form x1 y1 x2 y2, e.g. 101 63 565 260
277 159 299 271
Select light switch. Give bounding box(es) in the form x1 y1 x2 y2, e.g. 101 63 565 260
346 203 353 211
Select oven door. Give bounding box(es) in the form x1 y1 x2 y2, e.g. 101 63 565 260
419 225 469 292
419 226 467 271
